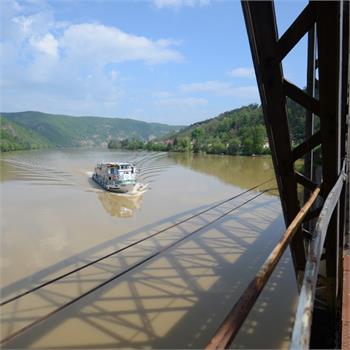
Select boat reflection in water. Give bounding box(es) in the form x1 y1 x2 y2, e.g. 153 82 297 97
98 191 144 217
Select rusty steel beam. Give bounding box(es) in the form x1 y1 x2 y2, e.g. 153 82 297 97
277 2 316 61
241 0 305 273
238 1 349 347
295 171 319 192
316 1 342 320
292 131 321 162
283 79 320 116
340 0 349 164
303 206 322 223
303 24 317 205
205 188 321 350
342 255 350 350
339 0 350 296
239 1 349 347
291 162 347 350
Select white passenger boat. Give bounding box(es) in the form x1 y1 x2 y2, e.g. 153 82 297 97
92 162 141 193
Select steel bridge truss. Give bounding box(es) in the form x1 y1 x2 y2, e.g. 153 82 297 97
241 0 349 348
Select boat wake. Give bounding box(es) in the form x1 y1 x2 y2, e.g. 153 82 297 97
1 157 75 186
126 182 148 196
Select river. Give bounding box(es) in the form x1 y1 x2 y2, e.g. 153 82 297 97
0 148 298 349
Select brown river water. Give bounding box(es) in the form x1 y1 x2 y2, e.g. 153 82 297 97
0 149 298 349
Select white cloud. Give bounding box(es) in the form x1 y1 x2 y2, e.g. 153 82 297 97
152 91 174 98
180 80 232 93
9 0 23 12
180 80 259 100
30 33 58 57
1 0 22 25
1 0 185 116
153 0 210 9
228 67 255 79
156 96 208 108
229 86 259 99
12 15 33 33
12 10 55 37
60 23 183 65
110 70 118 80
153 89 207 108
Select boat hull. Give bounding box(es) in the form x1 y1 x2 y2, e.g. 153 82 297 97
92 174 136 193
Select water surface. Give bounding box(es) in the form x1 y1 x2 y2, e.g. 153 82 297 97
0 149 297 348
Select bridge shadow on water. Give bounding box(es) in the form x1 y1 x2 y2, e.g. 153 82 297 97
1 194 298 349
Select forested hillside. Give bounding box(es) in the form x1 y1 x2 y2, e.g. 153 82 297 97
108 99 308 156
0 111 182 152
1 99 308 155
0 116 51 151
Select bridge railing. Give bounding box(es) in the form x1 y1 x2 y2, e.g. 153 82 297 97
235 0 349 348
205 160 348 350
291 159 348 349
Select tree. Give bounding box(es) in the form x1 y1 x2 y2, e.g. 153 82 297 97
227 137 240 155
251 125 266 154
108 139 121 149
209 139 226 154
191 127 205 141
241 135 254 155
121 139 129 148
178 137 192 152
191 127 206 152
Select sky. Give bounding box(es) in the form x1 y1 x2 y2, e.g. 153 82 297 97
1 0 308 125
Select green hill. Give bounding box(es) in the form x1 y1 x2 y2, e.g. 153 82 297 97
0 116 52 152
0 111 183 152
109 99 309 156
168 99 307 154
168 104 267 155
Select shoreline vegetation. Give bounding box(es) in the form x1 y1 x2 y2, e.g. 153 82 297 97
1 99 308 156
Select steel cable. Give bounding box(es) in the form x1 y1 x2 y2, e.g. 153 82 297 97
0 178 274 307
1 186 276 345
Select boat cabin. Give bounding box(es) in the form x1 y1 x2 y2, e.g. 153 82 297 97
94 162 136 186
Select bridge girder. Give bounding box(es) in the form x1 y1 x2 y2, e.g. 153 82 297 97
242 1 349 346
